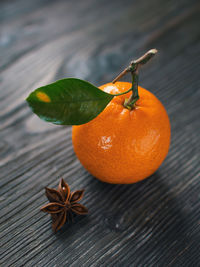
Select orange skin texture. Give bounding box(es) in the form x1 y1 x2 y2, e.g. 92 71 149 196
72 82 171 184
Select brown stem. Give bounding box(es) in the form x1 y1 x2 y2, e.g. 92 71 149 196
112 49 157 84
112 68 130 84
131 48 158 66
112 49 158 109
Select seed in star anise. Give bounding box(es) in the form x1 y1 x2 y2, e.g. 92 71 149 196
40 178 88 232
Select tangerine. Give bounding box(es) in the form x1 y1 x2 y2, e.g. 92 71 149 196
72 82 170 184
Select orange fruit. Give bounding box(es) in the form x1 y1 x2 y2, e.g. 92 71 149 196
72 82 171 184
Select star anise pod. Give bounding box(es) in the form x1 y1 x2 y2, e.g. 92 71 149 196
40 178 88 232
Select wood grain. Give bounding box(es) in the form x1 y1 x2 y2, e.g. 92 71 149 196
0 0 200 266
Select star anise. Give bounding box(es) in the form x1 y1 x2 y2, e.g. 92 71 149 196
40 178 88 232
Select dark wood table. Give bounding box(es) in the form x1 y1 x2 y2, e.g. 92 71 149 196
1 0 200 266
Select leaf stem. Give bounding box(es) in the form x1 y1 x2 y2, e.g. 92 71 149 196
112 49 157 109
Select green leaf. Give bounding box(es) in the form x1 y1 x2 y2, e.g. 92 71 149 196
26 78 114 125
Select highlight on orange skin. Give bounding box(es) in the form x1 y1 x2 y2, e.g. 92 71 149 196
72 82 171 184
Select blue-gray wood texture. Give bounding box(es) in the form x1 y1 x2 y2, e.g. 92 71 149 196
0 0 200 266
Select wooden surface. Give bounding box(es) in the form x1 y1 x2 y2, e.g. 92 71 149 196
0 0 200 266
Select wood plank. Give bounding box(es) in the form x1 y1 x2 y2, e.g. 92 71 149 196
0 0 200 266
